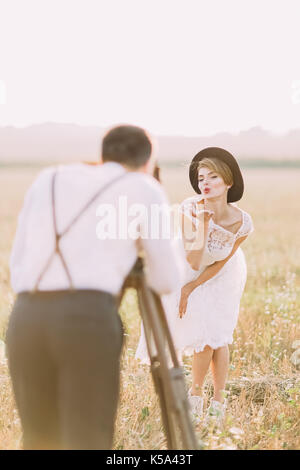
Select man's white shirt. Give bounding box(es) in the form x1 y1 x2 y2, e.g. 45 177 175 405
10 162 186 296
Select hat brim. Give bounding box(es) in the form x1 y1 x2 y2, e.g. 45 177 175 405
189 147 244 203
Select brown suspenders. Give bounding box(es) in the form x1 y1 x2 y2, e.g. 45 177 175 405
33 169 128 292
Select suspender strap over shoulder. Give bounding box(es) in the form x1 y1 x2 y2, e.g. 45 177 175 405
33 169 128 292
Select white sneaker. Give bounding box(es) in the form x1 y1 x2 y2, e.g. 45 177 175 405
205 398 227 426
188 388 204 425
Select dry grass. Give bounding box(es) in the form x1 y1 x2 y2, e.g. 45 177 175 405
0 166 299 450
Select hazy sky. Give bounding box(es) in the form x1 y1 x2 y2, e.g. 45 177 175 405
1 0 300 136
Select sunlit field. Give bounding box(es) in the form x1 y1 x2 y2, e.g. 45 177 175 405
0 165 299 450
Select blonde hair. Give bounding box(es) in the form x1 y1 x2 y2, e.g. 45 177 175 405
198 157 233 186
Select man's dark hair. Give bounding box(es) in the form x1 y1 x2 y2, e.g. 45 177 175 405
101 125 152 169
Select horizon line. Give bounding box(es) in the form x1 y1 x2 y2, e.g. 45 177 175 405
0 122 299 138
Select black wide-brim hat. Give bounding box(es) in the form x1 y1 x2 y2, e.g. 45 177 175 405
189 147 244 202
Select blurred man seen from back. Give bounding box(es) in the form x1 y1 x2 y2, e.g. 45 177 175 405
6 124 185 450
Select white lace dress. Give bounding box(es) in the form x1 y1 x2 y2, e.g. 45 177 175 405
135 195 254 364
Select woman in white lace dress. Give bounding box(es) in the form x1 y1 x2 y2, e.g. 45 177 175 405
135 147 254 422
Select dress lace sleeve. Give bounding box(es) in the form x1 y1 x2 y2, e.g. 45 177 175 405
236 211 254 239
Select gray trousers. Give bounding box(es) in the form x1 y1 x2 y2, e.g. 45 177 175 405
6 289 124 450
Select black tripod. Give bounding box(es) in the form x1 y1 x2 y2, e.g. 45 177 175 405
120 258 199 450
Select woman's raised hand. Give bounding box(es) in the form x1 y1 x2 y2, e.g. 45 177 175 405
191 204 214 226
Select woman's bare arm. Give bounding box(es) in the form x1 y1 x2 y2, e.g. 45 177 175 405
181 209 213 270
187 235 248 291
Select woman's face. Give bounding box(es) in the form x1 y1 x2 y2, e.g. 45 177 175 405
198 166 228 199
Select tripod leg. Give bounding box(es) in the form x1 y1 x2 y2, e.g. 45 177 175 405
151 362 176 450
137 290 176 449
137 283 199 450
153 294 199 450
